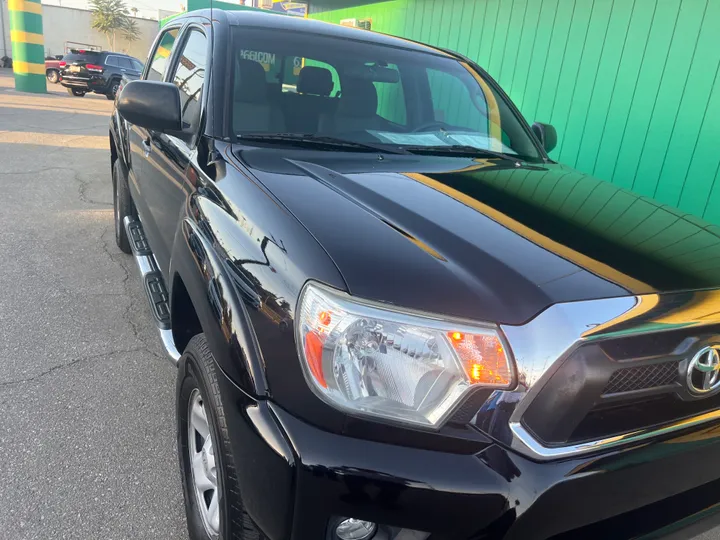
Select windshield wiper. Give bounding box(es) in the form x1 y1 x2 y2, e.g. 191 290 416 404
237 133 409 155
400 144 520 161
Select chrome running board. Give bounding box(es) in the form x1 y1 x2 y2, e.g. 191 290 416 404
123 216 181 366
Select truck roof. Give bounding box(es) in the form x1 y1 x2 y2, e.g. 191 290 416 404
183 9 452 58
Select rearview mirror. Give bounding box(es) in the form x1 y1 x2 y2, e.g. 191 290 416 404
531 122 557 153
117 80 182 133
344 64 400 83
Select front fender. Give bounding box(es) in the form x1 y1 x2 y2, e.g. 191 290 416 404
171 214 268 397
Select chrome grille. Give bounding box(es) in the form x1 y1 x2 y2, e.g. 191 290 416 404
603 362 678 395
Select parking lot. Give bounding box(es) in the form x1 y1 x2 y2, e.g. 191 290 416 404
0 70 188 539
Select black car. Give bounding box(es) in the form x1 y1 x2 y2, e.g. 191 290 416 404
61 50 143 99
110 9 720 540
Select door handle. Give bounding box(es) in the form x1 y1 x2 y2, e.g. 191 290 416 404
141 137 151 157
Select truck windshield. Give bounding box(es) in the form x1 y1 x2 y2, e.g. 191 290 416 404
230 27 542 160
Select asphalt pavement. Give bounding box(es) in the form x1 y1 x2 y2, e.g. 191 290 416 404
0 70 188 539
1 68 719 540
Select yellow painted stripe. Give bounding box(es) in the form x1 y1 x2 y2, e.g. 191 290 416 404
157 46 171 58
461 62 503 152
405 172 654 293
8 0 42 14
13 61 45 75
11 30 44 45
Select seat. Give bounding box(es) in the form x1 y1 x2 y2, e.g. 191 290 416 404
319 78 386 134
233 59 285 133
297 66 334 97
283 66 336 133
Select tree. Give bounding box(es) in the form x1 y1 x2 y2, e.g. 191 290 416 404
122 18 141 43
89 0 140 51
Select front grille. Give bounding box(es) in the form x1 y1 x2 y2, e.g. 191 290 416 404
603 362 679 394
569 392 720 445
520 338 720 446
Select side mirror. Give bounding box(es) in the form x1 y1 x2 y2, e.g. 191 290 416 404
117 80 182 133
531 122 558 153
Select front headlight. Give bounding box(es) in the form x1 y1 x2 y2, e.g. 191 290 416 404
296 282 516 429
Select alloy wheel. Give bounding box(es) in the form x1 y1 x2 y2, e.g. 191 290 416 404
187 389 220 538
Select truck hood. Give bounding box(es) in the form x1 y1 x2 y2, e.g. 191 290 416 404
235 147 720 325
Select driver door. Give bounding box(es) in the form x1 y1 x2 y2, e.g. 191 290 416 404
136 27 209 276
127 27 180 272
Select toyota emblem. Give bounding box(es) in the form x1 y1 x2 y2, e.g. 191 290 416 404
687 346 720 395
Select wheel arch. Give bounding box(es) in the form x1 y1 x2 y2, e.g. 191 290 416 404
169 216 268 397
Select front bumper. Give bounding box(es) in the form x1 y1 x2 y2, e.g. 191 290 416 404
213 360 720 540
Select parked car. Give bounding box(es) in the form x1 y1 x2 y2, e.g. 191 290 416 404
110 9 720 540
44 56 62 83
113 70 142 106
61 50 143 99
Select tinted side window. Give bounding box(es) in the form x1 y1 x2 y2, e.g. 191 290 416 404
170 29 207 134
118 57 133 69
105 56 118 67
146 28 179 81
132 60 144 72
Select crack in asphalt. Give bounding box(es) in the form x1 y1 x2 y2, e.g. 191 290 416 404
3 165 112 206
98 225 163 359
3 165 111 205
0 226 165 390
74 168 113 207
0 347 151 388
0 249 165 391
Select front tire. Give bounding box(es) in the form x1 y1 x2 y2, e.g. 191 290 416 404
112 159 135 254
177 335 266 540
46 69 59 83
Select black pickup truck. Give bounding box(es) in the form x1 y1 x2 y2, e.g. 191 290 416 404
110 9 720 540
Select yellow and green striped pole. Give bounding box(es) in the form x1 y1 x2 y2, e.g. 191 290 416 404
8 0 46 93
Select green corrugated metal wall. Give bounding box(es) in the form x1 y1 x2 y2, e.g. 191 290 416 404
310 0 720 226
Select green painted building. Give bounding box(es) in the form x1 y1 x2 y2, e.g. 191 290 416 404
309 0 720 226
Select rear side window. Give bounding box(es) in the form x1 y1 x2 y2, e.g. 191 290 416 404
118 57 133 69
146 28 179 81
169 29 207 134
105 56 118 67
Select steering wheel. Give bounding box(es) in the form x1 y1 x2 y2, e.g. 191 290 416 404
411 121 451 133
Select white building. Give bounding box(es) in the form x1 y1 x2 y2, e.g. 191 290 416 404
1 0 158 62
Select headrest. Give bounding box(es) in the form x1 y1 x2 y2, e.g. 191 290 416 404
235 59 267 103
297 66 333 96
337 79 378 118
